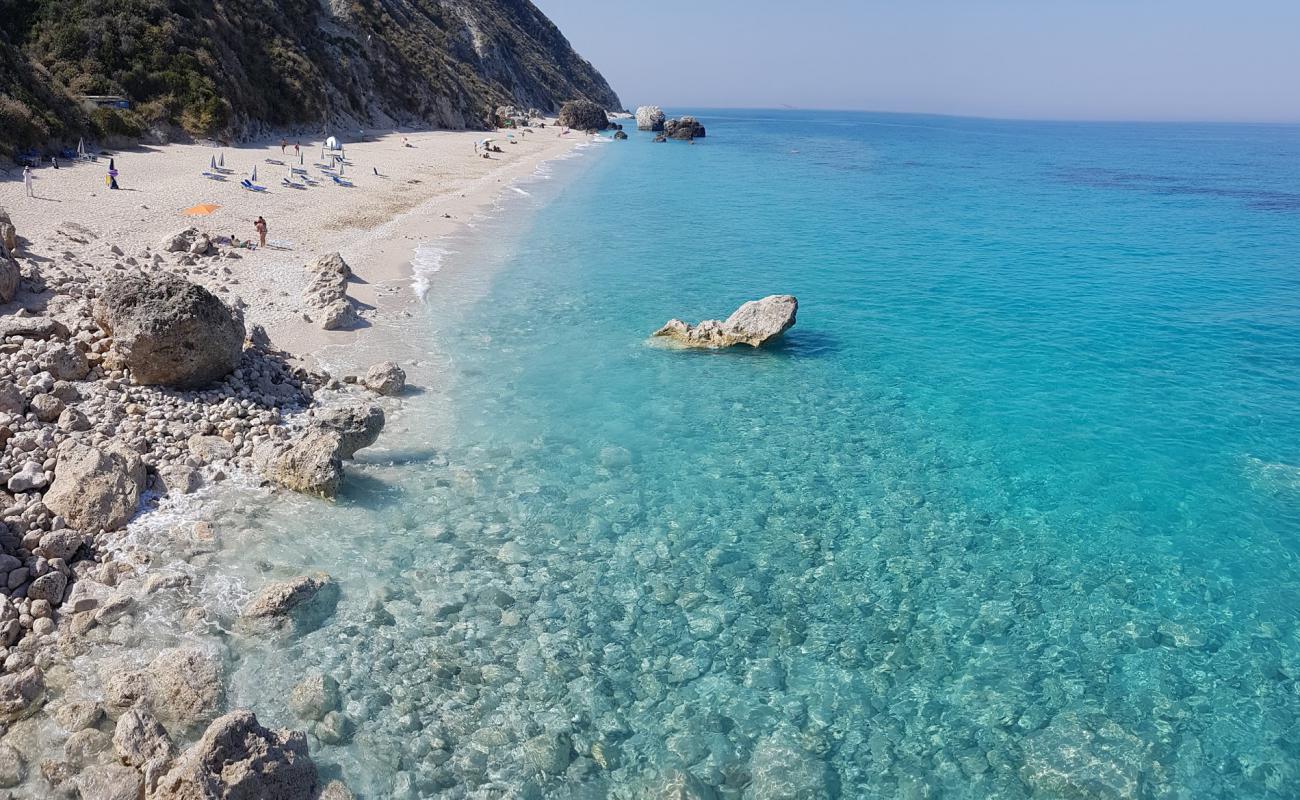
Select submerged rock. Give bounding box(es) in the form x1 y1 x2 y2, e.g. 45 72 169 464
242 573 340 635
93 272 245 388
558 99 610 131
76 764 144 800
636 105 666 131
43 441 146 532
653 295 797 349
104 648 225 736
151 709 317 800
0 667 45 723
749 730 830 799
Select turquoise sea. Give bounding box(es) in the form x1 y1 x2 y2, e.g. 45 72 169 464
211 111 1300 798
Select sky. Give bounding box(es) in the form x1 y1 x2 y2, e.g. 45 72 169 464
534 0 1300 123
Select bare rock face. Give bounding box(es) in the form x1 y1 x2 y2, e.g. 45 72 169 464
43 441 146 532
151 710 317 800
313 403 384 459
665 116 707 140
558 99 610 131
0 242 16 305
257 429 345 498
241 573 339 635
363 361 406 396
0 207 16 251
653 295 797 349
93 273 245 388
636 105 666 131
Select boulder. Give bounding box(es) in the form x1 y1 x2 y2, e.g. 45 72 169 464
39 529 84 561
653 295 797 349
151 710 317 800
0 315 69 340
0 667 45 723
104 648 224 736
43 441 146 532
749 730 829 800
257 429 345 498
93 273 245 388
320 300 361 331
636 106 666 132
6 460 46 492
363 361 406 395
313 403 384 459
289 673 340 721
0 207 16 251
241 573 339 634
614 130 629 140
113 707 177 784
653 768 717 800
27 570 67 604
39 343 90 381
304 252 361 330
0 243 16 304
29 393 64 422
161 228 199 253
76 764 145 800
665 117 707 140
0 743 23 789
0 384 23 415
558 99 610 131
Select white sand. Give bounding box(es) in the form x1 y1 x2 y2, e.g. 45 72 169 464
0 126 590 361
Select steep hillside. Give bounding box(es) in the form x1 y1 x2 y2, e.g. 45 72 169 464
0 0 620 157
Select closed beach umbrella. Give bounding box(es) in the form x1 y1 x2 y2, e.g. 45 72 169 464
219 152 225 167
182 203 221 217
210 155 217 170
251 165 258 183
109 158 115 171
299 151 304 166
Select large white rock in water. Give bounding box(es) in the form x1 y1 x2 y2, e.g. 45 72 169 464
257 429 346 498
636 105 666 131
93 272 245 388
151 710 317 800
653 295 797 349
43 441 145 532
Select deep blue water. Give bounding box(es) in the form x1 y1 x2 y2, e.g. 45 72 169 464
225 111 1300 798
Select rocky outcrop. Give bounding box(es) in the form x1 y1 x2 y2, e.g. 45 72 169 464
104 647 225 736
665 116 707 140
0 211 17 303
653 295 797 349
636 106 666 132
241 573 339 634
75 764 145 800
151 710 317 800
0 208 16 253
363 361 406 396
303 252 360 331
93 273 245 388
0 667 45 723
558 99 610 131
42 441 145 532
257 429 345 498
313 403 384 459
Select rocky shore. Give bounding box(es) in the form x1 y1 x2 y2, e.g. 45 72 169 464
0 208 409 797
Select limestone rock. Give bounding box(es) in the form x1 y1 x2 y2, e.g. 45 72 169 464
558 99 610 131
43 441 145 532
521 732 571 776
313 403 384 459
257 430 345 498
636 105 666 131
665 116 707 140
6 461 46 492
93 272 245 388
0 207 16 251
304 253 360 331
39 343 91 381
0 243 17 304
114 706 177 773
319 779 355 800
0 315 69 340
289 673 340 721
29 392 65 422
39 529 84 561
0 742 23 788
151 709 317 800
105 648 224 736
0 384 23 415
363 361 406 395
320 300 361 331
0 667 45 723
161 228 199 253
76 764 144 800
654 768 717 800
653 295 797 349
242 573 339 634
27 570 67 604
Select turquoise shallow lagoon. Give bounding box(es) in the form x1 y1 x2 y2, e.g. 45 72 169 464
210 111 1300 798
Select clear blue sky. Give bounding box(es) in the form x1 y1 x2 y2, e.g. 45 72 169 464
535 0 1300 122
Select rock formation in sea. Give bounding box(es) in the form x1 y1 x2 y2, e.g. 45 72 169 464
665 116 707 140
636 106 666 131
558 99 611 131
653 295 798 349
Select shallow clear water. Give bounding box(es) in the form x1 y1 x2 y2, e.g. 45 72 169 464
208 112 1300 798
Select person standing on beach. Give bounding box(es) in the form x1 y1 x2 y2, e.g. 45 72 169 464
294 141 301 157
23 166 34 198
254 216 268 248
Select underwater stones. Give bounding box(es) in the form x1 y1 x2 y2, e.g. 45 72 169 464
521 732 572 776
1021 712 1149 799
76 764 145 800
242 572 339 635
290 673 341 721
653 768 717 800
0 743 24 788
105 648 224 736
666 651 712 684
151 709 317 800
113 706 177 772
363 360 406 396
0 667 45 723
653 295 797 349
748 730 830 800
314 710 352 745
496 541 531 565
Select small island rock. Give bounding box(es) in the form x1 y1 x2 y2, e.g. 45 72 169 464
653 295 797 349
558 99 610 131
636 105 666 131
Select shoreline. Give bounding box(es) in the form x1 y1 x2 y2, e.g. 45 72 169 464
0 124 604 797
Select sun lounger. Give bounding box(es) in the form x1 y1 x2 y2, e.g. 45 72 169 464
240 179 268 192
331 175 353 187
265 158 285 165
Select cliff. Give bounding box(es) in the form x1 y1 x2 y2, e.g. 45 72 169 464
0 0 620 157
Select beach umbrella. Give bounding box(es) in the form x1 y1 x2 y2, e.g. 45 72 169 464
250 165 258 182
218 152 225 167
77 138 86 157
299 152 304 166
109 158 115 171
182 203 221 217
338 161 345 177
210 155 217 170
